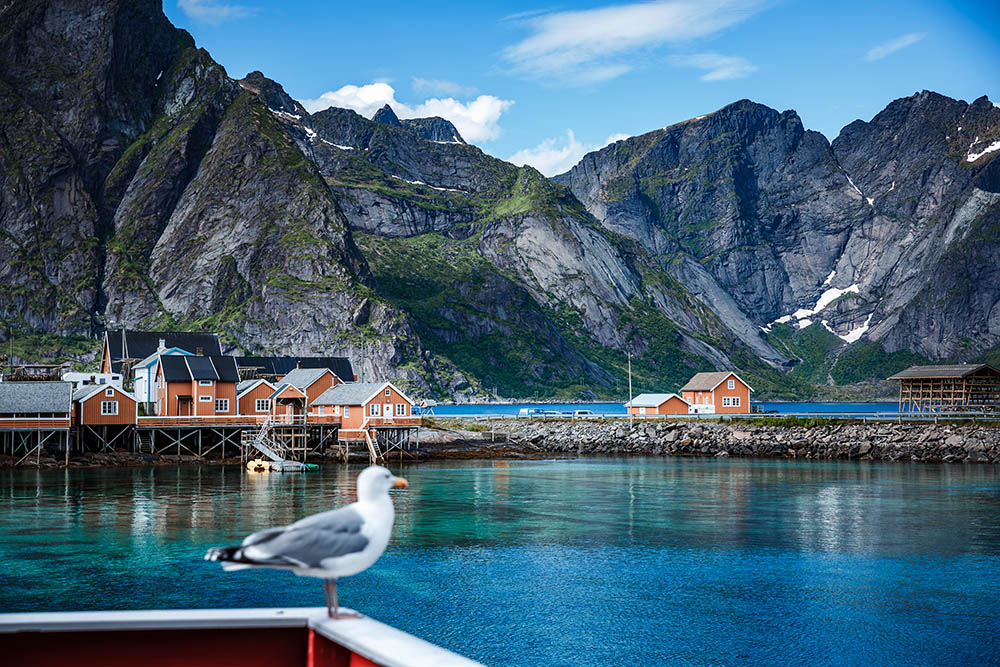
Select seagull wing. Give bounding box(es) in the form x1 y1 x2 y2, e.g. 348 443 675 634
239 505 369 569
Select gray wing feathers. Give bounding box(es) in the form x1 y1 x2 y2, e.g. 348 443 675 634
240 505 369 568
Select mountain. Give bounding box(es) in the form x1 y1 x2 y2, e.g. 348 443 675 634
2 0 998 399
555 94 1000 386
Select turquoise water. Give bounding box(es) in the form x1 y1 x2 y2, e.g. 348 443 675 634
2 460 999 666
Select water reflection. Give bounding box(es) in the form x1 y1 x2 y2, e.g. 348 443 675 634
1 459 999 666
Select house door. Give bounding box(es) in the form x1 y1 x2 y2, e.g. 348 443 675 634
177 397 192 416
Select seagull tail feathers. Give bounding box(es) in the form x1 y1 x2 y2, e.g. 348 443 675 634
204 545 243 563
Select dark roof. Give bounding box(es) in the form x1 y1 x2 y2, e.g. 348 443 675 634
0 381 73 413
161 356 192 383
210 356 240 382
235 356 355 382
106 330 222 371
159 355 240 383
887 364 1000 380
186 356 219 381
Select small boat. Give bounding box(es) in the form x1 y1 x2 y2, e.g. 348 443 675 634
0 607 482 667
247 458 269 472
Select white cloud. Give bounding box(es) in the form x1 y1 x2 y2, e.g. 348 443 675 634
178 0 256 25
670 53 757 80
503 0 763 83
507 130 630 177
298 82 513 144
865 33 925 61
412 78 478 97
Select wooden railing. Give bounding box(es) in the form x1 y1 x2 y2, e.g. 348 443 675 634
0 417 71 429
365 416 422 427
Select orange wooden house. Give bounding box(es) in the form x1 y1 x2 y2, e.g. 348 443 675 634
277 368 343 407
310 381 417 440
626 393 689 416
153 355 240 417
680 371 753 414
74 385 137 426
236 379 276 417
268 383 308 422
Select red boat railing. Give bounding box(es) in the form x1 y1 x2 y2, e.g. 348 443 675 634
0 607 482 667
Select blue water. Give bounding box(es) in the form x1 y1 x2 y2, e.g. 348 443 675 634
2 460 999 666
421 401 897 416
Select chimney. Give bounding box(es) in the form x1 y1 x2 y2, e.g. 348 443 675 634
158 338 166 351
196 347 204 356
89 375 96 385
296 360 302 369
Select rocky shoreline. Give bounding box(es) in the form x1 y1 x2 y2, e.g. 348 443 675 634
492 419 1000 463
4 420 999 469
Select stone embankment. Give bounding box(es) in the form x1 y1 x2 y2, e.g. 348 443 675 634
495 419 1000 463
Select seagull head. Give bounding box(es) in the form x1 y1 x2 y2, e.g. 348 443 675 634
357 465 407 502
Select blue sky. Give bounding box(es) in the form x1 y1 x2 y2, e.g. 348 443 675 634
166 0 1000 175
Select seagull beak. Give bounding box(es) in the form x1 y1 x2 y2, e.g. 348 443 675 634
392 476 408 488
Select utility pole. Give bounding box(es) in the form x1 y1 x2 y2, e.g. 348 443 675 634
627 351 633 426
360 341 365 383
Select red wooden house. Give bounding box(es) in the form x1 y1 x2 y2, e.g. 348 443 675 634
680 372 753 414
310 382 417 441
626 393 689 416
153 355 240 417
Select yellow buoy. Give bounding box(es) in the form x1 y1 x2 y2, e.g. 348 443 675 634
246 458 269 473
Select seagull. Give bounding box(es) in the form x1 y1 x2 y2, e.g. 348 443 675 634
205 465 407 619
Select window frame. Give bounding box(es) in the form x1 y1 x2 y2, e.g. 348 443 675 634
105 388 115 397
727 379 735 390
100 401 118 416
215 398 229 413
199 380 212 386
370 403 381 417
395 403 406 416
255 398 270 412
199 395 212 402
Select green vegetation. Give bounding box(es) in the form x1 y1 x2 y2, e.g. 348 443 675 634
830 342 927 385
766 322 842 385
1 333 102 371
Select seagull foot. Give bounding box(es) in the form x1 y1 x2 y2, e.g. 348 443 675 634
330 611 362 620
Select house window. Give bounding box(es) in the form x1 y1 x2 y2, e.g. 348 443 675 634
395 403 406 416
344 405 350 418
370 403 381 416
255 399 270 412
722 397 741 408
105 388 115 397
199 395 212 402
333 405 341 416
199 380 212 386
385 388 391 397
215 399 229 413
317 405 325 415
101 401 118 416
728 379 735 390
639 407 647 415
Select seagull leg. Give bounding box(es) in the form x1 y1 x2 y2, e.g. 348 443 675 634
324 579 333 618
330 578 360 620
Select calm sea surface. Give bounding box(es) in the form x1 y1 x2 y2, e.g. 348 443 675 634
2 459 999 666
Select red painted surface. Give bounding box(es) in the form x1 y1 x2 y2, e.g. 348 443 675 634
0 627 308 667
627 395 688 416
78 386 137 426
0 626 383 667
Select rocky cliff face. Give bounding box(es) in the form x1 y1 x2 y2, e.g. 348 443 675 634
557 93 1000 373
0 0 472 396
2 0 997 399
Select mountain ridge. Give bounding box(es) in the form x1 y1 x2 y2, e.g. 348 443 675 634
2 0 998 401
